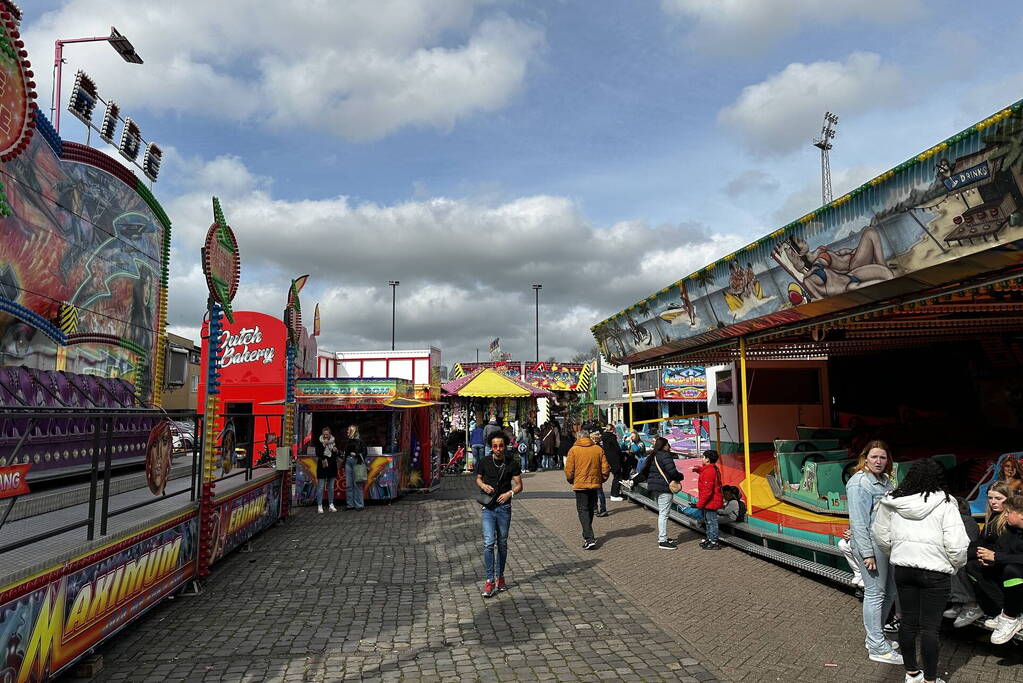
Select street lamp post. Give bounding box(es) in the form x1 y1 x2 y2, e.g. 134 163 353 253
388 281 399 350
52 27 143 134
532 284 542 361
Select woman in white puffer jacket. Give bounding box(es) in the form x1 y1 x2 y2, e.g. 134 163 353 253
872 459 970 683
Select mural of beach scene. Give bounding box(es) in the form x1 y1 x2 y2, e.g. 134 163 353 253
593 101 1023 364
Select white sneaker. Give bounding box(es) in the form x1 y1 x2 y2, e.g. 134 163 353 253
328 504 337 512
942 605 961 619
868 650 904 665
984 615 1000 629
610 496 624 502
317 505 324 514
905 673 923 683
991 613 1023 644
954 605 984 628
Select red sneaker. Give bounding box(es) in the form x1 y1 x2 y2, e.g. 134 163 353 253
496 577 508 592
481 581 496 598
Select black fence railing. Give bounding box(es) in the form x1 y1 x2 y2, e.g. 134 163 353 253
0 409 201 555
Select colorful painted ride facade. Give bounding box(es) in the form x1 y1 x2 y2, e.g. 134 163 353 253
600 95 1023 579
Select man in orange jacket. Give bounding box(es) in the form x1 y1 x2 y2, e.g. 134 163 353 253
565 431 611 549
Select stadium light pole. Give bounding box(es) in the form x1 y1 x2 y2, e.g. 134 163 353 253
388 281 399 350
52 27 143 134
532 284 542 361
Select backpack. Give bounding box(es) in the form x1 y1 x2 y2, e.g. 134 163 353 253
735 499 747 523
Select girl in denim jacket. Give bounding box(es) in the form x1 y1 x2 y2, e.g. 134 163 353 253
846 440 901 665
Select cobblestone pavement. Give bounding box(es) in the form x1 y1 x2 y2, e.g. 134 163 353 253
515 470 1023 683
67 470 1023 683
70 474 718 682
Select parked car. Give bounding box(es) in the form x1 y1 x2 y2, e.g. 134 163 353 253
169 420 195 452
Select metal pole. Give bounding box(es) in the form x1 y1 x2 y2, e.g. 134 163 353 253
626 369 634 431
391 285 396 350
87 414 100 540
100 415 113 535
53 40 63 133
739 338 753 513
535 287 539 361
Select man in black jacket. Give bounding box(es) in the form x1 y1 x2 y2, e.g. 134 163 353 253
600 426 625 504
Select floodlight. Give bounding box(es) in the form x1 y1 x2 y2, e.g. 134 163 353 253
108 27 143 64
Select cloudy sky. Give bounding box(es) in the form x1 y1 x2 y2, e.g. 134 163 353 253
24 0 1023 366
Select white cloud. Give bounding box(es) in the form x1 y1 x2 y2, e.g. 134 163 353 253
23 1 542 141
660 0 922 54
161 154 743 362
718 52 904 156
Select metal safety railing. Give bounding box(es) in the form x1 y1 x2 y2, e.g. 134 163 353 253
0 408 201 555
630 410 722 455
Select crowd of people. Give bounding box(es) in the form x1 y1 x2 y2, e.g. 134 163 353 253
470 419 732 594
844 442 1023 683
470 421 1023 681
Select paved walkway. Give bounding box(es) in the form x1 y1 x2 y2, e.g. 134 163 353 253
73 474 716 682
69 471 1023 682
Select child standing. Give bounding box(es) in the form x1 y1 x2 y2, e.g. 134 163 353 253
692 450 724 550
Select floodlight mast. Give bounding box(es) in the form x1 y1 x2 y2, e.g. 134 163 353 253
812 112 839 205
52 26 143 133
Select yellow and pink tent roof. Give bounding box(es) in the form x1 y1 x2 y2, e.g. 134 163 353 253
442 368 554 398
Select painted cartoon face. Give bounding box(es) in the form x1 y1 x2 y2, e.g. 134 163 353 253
1002 458 1018 478
865 447 888 475
989 489 1008 513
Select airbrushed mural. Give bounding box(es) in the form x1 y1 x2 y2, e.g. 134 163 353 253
0 6 168 405
594 101 1023 364
0 131 165 396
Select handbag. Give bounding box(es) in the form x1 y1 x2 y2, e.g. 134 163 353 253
352 455 368 483
654 453 682 494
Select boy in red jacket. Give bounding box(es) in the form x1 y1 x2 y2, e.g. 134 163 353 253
692 450 724 550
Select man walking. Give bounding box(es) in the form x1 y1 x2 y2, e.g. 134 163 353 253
565 430 610 549
483 417 501 457
476 431 523 598
600 424 625 504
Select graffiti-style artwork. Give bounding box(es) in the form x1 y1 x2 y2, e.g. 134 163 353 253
524 362 591 392
594 102 1023 364
0 133 165 388
208 479 281 563
0 516 197 682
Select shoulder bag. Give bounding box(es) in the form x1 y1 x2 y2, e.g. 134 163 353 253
654 453 682 494
352 453 369 483
476 460 507 507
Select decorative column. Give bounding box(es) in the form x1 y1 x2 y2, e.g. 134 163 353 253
197 301 224 578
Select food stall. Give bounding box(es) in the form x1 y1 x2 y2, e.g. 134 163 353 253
441 368 554 468
317 348 443 490
292 377 437 505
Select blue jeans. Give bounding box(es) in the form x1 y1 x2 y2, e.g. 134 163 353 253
317 478 335 505
853 547 897 655
520 453 529 471
345 459 365 509
656 493 672 543
703 508 719 543
482 503 512 581
596 485 606 513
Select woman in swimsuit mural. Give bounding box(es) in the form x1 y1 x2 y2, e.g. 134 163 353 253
774 227 896 301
